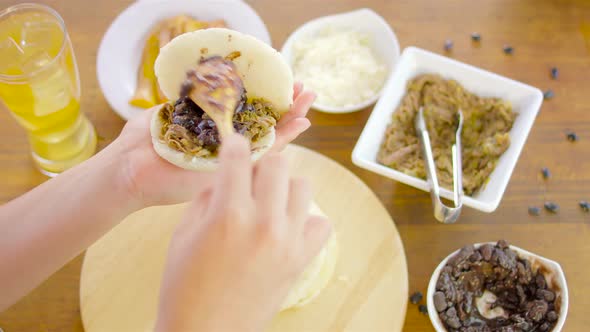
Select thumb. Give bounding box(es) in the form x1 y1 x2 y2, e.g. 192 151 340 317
301 215 333 265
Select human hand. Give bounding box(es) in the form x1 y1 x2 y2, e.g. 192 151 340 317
154 134 332 332
115 83 315 207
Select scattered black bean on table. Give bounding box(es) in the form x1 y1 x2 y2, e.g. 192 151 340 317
415 36 583 330
444 39 453 51
529 206 541 216
543 89 555 99
551 67 559 79
544 202 560 213
409 291 423 304
566 132 578 142
432 36 582 215
541 167 551 179
418 304 428 315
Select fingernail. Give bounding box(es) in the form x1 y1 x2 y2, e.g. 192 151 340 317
309 91 317 102
301 118 311 130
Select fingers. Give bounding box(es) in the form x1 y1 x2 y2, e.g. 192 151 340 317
271 118 311 153
137 104 162 127
120 103 163 141
154 164 215 205
179 188 214 235
276 90 316 129
190 188 213 216
293 82 303 100
301 215 333 264
214 134 253 207
287 178 312 231
253 153 290 218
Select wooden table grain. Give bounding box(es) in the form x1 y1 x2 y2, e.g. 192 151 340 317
0 0 589 331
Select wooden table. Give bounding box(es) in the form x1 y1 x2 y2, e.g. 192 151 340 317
1 0 589 331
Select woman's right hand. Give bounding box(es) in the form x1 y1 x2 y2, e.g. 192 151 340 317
155 134 332 332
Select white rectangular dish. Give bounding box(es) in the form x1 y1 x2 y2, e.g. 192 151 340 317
352 47 543 213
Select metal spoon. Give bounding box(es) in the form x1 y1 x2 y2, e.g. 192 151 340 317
181 55 244 139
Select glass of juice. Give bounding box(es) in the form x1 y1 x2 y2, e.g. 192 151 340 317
0 3 96 176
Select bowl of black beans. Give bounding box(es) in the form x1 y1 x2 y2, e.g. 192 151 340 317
426 240 568 332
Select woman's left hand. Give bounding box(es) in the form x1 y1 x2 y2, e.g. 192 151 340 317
114 82 315 207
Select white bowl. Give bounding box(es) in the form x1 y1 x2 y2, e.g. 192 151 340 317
427 242 569 332
96 0 270 121
280 8 400 113
352 47 543 213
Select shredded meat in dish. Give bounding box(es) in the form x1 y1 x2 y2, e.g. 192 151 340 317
377 74 516 195
159 92 280 158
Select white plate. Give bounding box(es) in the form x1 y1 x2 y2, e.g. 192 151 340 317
352 47 543 213
281 8 400 113
97 0 271 121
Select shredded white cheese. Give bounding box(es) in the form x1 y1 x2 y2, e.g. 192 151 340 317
291 27 387 108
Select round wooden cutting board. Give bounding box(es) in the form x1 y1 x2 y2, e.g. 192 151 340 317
79 144 408 332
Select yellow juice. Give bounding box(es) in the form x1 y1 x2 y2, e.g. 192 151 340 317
0 5 96 175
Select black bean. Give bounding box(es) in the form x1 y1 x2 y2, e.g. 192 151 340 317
547 311 558 322
536 274 547 289
528 206 541 216
448 318 462 329
471 32 481 42
544 202 559 213
541 167 550 179
433 291 448 312
480 244 494 260
551 67 559 80
566 132 578 142
526 300 549 322
580 201 589 212
536 289 555 302
409 291 423 304
543 89 554 99
444 39 453 51
497 239 509 249
436 240 561 331
418 304 428 315
503 45 514 54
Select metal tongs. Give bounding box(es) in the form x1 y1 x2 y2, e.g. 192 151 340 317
414 107 464 224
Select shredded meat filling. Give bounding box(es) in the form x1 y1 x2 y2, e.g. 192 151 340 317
377 74 516 195
159 92 279 158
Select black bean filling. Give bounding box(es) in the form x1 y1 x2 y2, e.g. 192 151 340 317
159 91 279 157
435 240 560 332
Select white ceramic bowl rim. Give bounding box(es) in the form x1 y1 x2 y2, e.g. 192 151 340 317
426 242 569 332
280 8 401 113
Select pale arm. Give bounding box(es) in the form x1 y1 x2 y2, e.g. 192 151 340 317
0 141 139 311
0 83 314 312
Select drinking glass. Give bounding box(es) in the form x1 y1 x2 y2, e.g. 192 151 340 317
0 3 96 176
